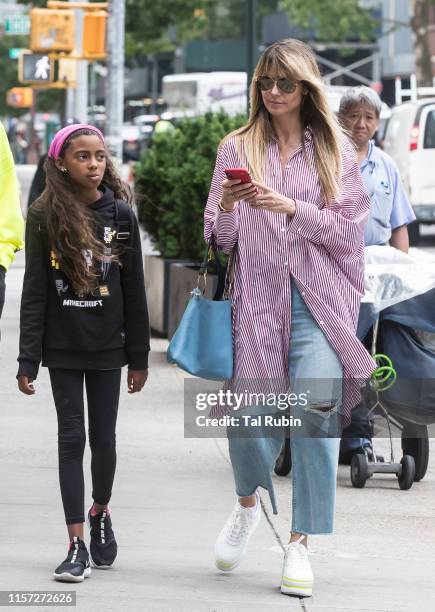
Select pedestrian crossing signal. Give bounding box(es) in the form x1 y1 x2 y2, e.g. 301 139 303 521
6 87 34 108
30 8 75 53
19 51 54 84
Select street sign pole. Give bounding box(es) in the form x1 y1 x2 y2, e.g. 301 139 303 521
69 0 88 122
246 0 256 116
105 0 125 163
75 11 88 121
28 88 38 164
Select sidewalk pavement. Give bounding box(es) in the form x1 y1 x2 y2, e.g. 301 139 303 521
1 249 434 612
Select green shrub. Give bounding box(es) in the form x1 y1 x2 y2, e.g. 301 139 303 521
135 111 246 262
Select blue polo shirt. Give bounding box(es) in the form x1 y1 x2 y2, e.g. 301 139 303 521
361 140 416 246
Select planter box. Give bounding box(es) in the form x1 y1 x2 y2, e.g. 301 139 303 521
144 254 193 337
168 262 218 340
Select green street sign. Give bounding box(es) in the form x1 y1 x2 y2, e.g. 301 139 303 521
5 16 30 36
9 48 25 59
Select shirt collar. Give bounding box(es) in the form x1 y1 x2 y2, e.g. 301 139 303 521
270 125 312 144
360 139 376 171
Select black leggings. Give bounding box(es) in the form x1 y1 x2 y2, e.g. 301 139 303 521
49 368 121 525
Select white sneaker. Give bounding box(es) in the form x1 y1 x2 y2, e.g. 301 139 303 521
281 536 314 597
214 493 261 572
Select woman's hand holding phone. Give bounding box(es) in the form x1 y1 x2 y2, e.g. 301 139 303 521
221 169 257 211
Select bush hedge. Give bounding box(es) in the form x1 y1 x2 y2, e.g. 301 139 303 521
135 111 246 262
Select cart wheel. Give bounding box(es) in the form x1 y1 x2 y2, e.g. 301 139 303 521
398 455 415 490
274 438 292 476
350 453 369 488
401 428 429 482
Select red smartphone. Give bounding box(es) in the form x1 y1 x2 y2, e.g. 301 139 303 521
224 168 253 183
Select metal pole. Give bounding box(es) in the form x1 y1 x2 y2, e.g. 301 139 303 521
28 88 38 164
74 8 88 122
246 0 256 115
105 0 125 163
371 53 381 85
151 55 158 114
89 62 96 110
410 73 418 101
69 0 88 122
65 88 75 120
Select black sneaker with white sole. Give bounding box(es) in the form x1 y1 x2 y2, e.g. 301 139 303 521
53 536 91 583
87 506 117 568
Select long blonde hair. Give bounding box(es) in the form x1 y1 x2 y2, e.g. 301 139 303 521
223 39 343 203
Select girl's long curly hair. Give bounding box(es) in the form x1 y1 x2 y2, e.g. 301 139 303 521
34 129 133 296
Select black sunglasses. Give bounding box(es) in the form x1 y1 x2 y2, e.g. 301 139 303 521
257 76 299 94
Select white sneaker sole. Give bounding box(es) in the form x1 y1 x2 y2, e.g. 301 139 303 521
281 577 313 597
215 555 244 572
89 558 112 569
53 567 91 583
214 501 261 572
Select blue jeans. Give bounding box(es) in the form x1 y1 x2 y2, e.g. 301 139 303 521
228 282 343 534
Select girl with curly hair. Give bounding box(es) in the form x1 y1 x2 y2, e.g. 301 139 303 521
17 124 150 582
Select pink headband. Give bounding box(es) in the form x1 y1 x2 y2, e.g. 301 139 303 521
48 124 105 160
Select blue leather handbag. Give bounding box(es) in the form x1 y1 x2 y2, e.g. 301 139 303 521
167 241 235 380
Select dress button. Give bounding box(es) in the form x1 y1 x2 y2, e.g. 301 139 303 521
281 227 286 232
301 291 306 296
319 320 325 325
284 262 288 267
297 227 302 233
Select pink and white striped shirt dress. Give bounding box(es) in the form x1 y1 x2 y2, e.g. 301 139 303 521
204 128 377 425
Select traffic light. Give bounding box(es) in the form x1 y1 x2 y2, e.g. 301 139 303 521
30 8 75 53
19 52 54 84
6 87 33 108
58 58 77 87
83 11 107 59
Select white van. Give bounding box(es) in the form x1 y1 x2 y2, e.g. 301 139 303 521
383 99 435 243
162 72 247 117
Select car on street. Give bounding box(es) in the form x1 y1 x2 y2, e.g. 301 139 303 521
122 123 143 162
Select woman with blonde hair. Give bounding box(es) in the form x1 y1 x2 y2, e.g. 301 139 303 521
204 39 376 597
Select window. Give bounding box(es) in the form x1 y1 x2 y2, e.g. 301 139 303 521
423 109 435 148
162 81 197 111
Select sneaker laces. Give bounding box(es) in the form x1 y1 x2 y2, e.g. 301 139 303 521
286 537 308 564
67 537 80 563
90 506 110 544
98 510 108 544
226 506 250 545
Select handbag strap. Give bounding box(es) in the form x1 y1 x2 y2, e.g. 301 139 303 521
196 238 236 300
223 248 236 300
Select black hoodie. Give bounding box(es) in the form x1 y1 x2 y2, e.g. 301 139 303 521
17 186 150 379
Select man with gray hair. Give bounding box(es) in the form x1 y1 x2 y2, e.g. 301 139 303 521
339 86 415 250
338 86 416 462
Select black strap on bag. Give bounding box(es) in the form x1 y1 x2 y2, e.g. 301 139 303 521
197 238 236 301
114 199 132 246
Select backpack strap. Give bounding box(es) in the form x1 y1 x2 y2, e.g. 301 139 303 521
114 199 132 245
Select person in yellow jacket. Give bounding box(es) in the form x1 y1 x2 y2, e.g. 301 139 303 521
0 121 24 318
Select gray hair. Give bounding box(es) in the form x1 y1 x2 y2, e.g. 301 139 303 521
339 86 382 118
